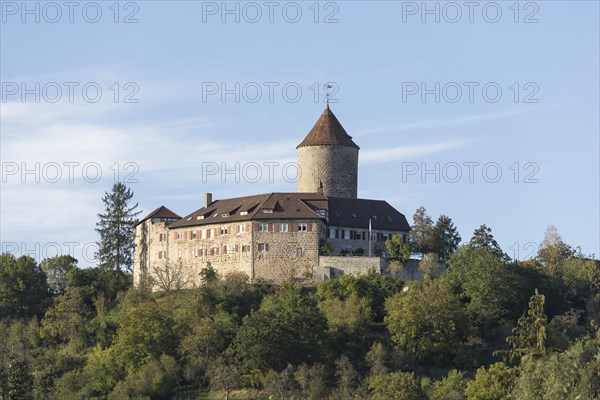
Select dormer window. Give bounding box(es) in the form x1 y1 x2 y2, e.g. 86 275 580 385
240 211 248 216
222 213 230 217
262 208 273 213
197 215 204 220
213 213 219 218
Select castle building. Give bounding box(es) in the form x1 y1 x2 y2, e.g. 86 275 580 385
134 107 411 287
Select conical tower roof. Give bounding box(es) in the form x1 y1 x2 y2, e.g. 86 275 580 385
297 106 359 149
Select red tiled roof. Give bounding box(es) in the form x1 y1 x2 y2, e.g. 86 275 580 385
297 106 359 149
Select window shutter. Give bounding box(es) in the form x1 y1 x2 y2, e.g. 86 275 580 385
254 223 259 232
266 243 270 251
235 244 239 252
335 229 339 238
307 223 312 232
173 232 177 240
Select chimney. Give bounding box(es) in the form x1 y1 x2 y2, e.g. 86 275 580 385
204 192 213 208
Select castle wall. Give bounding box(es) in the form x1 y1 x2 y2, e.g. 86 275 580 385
318 256 383 280
297 145 358 198
253 220 320 282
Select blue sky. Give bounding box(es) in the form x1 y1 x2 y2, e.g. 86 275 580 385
1 1 599 266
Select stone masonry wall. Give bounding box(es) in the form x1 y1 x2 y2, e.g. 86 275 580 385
297 145 358 198
318 256 383 280
253 220 320 282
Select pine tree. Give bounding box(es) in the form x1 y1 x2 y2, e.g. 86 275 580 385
6 354 32 400
469 224 508 261
434 215 461 261
95 182 141 273
506 289 547 363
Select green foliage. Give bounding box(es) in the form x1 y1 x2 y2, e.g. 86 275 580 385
511 333 600 400
318 292 372 360
199 262 218 284
505 289 548 363
111 291 177 375
315 270 403 322
233 287 327 372
410 206 436 255
0 254 51 318
319 239 332 255
448 246 527 327
368 371 427 400
108 354 179 400
465 362 518 400
40 287 91 349
434 214 462 261
386 234 411 263
95 182 142 273
429 370 468 400
365 342 388 376
469 225 509 261
40 255 78 295
294 363 327 400
385 278 468 365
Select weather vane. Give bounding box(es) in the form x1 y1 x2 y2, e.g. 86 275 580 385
325 84 333 107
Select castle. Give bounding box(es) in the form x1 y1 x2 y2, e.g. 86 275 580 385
133 107 411 287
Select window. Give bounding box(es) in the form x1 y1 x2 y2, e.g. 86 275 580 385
277 223 288 232
201 229 207 239
329 228 335 239
158 251 166 259
258 243 269 252
206 229 212 238
191 231 197 240
177 249 183 258
239 224 246 233
343 230 350 240
193 249 202 257
226 244 236 254
210 247 218 256
176 231 183 240
242 244 251 253
258 223 268 232
158 233 166 242
362 231 366 241
220 226 228 235
296 247 303 257
298 223 307 232
262 208 273 213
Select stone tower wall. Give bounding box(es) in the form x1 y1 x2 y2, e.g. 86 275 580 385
297 145 358 198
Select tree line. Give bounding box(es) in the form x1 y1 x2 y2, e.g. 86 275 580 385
0 183 598 399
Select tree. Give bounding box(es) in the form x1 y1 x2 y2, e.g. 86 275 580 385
448 246 526 327
465 362 518 400
368 371 426 400
0 253 50 318
332 355 359 399
293 363 327 400
386 234 411 263
429 370 468 400
40 255 78 295
40 287 91 349
434 215 461 261
366 342 388 376
410 207 436 255
199 262 219 284
469 225 508 261
108 354 179 400
505 289 547 363
95 182 141 273
233 287 327 372
150 259 192 294
385 278 468 365
5 354 33 400
536 225 575 271
110 290 177 375
207 356 240 400
418 252 441 279
318 292 372 360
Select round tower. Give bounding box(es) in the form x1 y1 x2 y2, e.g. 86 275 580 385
297 106 359 198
